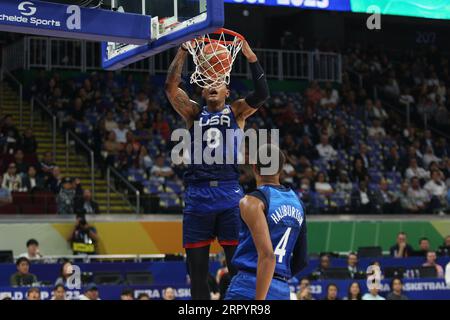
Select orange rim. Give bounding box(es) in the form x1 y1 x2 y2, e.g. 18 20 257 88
202 28 245 46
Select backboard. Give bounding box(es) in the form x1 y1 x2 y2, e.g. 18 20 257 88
101 0 224 70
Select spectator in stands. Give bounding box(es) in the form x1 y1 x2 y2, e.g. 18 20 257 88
373 178 400 214
345 282 362 300
311 254 331 280
351 181 375 214
152 112 171 142
407 177 430 213
39 152 56 176
332 125 353 151
70 216 98 255
386 278 408 300
323 283 339 300
281 157 296 188
113 120 129 144
320 89 338 109
150 154 174 185
423 146 441 169
413 237 431 257
384 146 401 172
138 146 153 173
0 175 12 206
10 257 38 286
297 135 318 160
438 235 450 256
137 293 150 300
26 287 41 300
355 144 370 169
362 287 385 300
19 239 43 261
47 166 63 194
297 278 314 300
134 122 152 146
423 251 444 278
314 172 334 196
57 177 75 215
305 80 323 105
372 100 389 122
163 287 176 300
316 134 337 162
120 289 134 300
134 91 149 114
421 130 434 151
20 128 38 154
367 119 386 138
347 253 363 279
74 189 99 215
79 283 100 300
390 232 414 258
1 115 20 152
103 131 123 167
2 163 22 191
424 170 448 213
55 260 74 287
14 149 28 175
51 284 66 300
22 165 45 192
335 173 352 194
405 158 430 181
104 111 118 132
351 159 369 183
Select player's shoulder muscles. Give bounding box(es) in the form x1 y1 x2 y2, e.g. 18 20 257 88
239 195 266 225
240 195 274 256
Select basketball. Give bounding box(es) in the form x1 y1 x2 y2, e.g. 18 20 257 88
199 42 232 79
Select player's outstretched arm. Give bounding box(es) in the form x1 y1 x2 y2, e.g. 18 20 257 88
165 47 200 126
240 195 276 300
232 40 270 125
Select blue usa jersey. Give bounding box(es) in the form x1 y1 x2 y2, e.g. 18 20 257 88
184 105 242 184
232 185 306 279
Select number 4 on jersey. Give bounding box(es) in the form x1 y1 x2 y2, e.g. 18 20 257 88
274 227 292 263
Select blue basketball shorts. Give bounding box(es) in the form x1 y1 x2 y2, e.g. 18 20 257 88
225 271 291 300
183 181 243 248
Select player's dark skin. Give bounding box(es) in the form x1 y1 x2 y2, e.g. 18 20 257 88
165 40 261 300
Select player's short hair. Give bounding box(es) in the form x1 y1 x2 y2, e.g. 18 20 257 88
255 144 286 176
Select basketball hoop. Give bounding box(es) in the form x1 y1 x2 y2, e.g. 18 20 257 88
185 28 245 89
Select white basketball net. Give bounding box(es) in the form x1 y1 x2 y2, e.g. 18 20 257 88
185 30 243 89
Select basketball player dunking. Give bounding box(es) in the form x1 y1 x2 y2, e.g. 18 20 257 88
165 40 269 300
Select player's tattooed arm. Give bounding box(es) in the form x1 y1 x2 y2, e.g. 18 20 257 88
240 195 276 300
165 48 200 126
